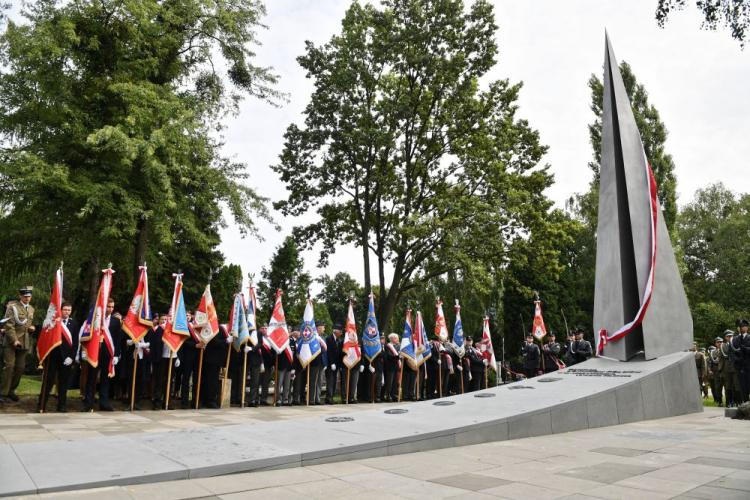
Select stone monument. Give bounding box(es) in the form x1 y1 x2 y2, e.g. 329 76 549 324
594 33 693 361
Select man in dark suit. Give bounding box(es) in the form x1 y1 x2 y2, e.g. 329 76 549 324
83 298 122 411
383 333 400 401
520 334 540 379
247 333 264 407
200 325 227 409
259 326 274 405
38 302 78 412
324 325 342 404
178 312 200 409
736 319 750 403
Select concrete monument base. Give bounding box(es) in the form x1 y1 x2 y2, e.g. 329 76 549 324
0 351 701 496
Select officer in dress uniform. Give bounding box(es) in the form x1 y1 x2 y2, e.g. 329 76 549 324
0 286 35 404
246 331 264 407
259 326 274 406
708 338 723 406
574 328 593 363
737 319 750 403
721 330 740 407
38 302 78 412
520 334 540 379
542 332 562 373
467 338 484 391
563 330 577 366
291 330 306 405
383 333 400 401
178 311 200 409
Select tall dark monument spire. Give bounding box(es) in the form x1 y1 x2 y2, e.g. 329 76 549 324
594 34 692 361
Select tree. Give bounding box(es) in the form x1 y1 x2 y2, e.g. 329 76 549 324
677 183 750 316
0 0 279 315
210 264 244 322
274 0 554 330
317 272 364 328
656 0 750 46
257 236 312 328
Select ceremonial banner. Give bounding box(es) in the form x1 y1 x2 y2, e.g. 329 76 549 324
265 289 290 354
415 310 432 365
229 293 250 351
480 316 497 372
362 292 382 361
434 298 449 341
162 274 191 353
81 266 115 375
399 308 418 370
194 284 220 344
122 265 152 342
37 267 66 364
297 297 321 368
532 300 547 341
452 299 465 357
342 299 361 369
246 285 259 347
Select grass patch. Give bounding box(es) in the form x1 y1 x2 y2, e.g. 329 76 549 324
17 374 43 396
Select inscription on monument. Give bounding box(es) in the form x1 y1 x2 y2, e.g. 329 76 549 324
565 368 642 378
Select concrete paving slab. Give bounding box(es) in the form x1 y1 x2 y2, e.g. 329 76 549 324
428 473 511 491
0 444 36 496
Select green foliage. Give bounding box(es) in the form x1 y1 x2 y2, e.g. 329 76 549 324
0 0 279 320
273 0 556 331
210 264 243 322
316 272 364 328
655 0 750 46
677 183 750 336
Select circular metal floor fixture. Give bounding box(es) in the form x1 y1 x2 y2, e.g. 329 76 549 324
474 393 496 398
325 416 355 422
538 377 563 383
507 385 535 390
433 400 456 406
384 408 409 414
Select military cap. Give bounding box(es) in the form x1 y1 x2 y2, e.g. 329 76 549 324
18 286 33 296
333 323 343 330
715 337 724 342
724 329 735 337
740 319 749 327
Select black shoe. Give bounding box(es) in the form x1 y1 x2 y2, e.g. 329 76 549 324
57 406 67 413
8 393 19 402
260 401 270 406
205 402 219 409
82 405 93 412
180 402 190 409
99 403 114 411
152 400 162 410
375 398 381 403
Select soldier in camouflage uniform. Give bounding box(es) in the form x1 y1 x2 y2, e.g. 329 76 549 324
707 338 723 406
0 287 35 404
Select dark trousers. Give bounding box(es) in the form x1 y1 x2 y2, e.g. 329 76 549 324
230 354 246 403
127 356 149 404
84 348 113 409
402 367 416 401
739 365 750 403
153 358 177 408
306 364 321 404
384 367 398 401
201 362 221 407
38 349 72 411
724 371 740 406
362 365 383 402
325 367 338 403
248 363 261 405
711 375 723 405
180 354 199 407
260 364 273 403
524 367 537 379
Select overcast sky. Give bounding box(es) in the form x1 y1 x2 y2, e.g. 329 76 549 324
218 0 749 290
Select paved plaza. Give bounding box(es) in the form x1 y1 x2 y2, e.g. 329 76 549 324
1 407 747 499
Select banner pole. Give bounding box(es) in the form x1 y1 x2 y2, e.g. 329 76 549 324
165 350 174 410
397 361 403 402
38 358 49 413
438 358 443 398
130 349 138 411
194 348 204 409
221 343 231 406
241 350 248 408
305 366 310 406
345 367 350 404
460 357 465 394
370 362 375 403
273 356 279 406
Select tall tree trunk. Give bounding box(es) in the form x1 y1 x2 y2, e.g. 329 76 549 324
380 258 404 333
361 228 371 296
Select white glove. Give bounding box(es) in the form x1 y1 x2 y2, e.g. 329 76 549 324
483 359 488 366
113 356 119 366
369 365 375 373
437 359 442 366
174 358 181 368
226 336 234 344
81 349 87 361
260 363 265 373
457 365 463 371
139 342 150 349
291 369 296 376
359 365 365 373
244 346 252 353
63 357 73 366
126 339 134 346
323 365 327 371
331 363 336 371
468 372 473 381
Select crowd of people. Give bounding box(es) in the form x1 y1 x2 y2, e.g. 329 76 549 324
693 319 750 408
0 286 499 412
517 328 593 379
